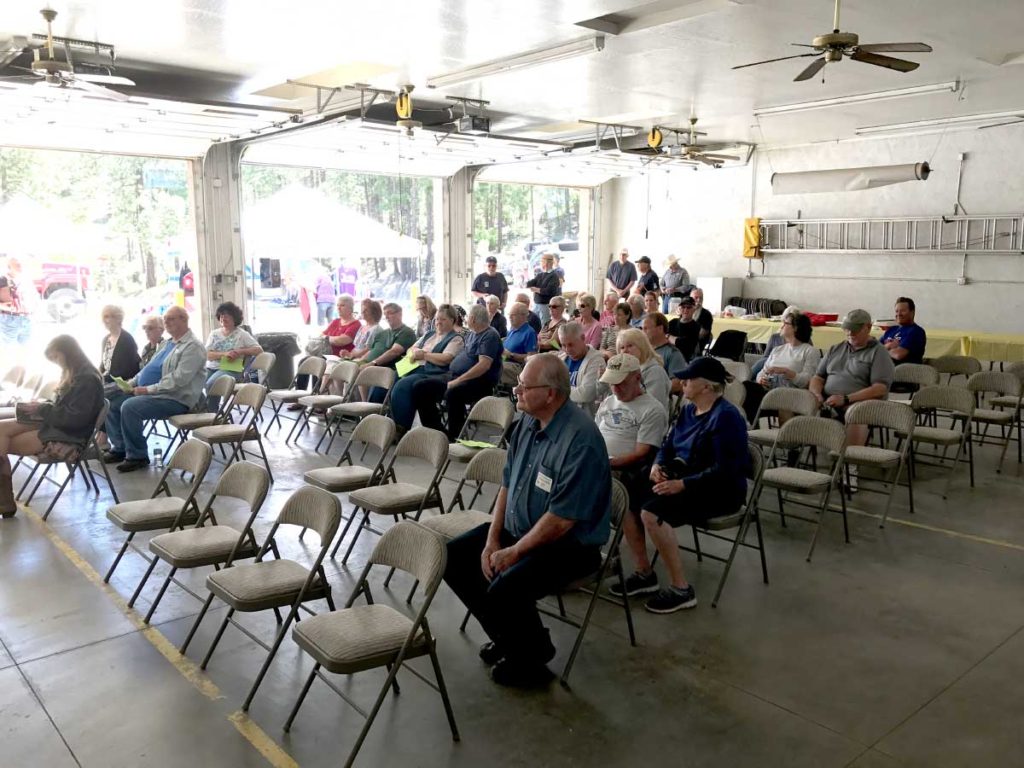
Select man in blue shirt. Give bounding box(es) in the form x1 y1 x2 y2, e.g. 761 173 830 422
613 357 749 614
606 247 637 299
444 354 611 687
881 296 926 365
500 302 538 388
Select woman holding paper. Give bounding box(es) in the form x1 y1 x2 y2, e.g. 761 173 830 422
98 305 140 384
535 295 568 352
1 335 104 518
204 302 262 411
387 304 465 433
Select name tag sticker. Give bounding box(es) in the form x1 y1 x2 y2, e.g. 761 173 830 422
535 471 553 493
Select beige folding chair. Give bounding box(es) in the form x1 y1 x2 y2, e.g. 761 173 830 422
723 380 746 410
892 363 939 397
336 426 448 564
103 438 213 583
967 371 1022 474
716 358 751 382
905 385 975 499
988 361 1024 466
283 521 459 768
318 365 398 454
183 486 341 713
841 400 916 526
288 360 359 444
127 461 271 624
929 355 981 385
164 375 237 454
19 400 119 520
747 387 818 453
242 351 276 390
422 447 506 542
192 383 274 482
445 396 515 470
266 356 327 432
2 380 59 422
758 416 848 562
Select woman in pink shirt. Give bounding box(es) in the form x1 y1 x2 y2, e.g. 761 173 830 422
599 291 619 328
577 293 603 349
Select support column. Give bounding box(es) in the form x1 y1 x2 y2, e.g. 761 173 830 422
443 166 477 304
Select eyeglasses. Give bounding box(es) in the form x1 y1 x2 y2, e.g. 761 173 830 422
514 380 550 392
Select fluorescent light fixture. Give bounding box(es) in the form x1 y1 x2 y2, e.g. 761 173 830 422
855 109 1024 135
754 81 960 117
426 35 604 89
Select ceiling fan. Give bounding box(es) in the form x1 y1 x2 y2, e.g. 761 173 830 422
643 118 740 167
0 8 134 101
732 0 932 82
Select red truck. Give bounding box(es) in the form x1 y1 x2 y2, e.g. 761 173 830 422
33 262 90 321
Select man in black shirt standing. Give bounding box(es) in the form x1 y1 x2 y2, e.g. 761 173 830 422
606 247 637 300
472 256 509 310
634 256 660 297
526 252 562 325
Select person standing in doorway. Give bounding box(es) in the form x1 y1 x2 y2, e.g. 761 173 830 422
606 247 637 300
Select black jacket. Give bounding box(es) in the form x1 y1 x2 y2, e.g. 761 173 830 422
101 333 141 383
37 369 105 447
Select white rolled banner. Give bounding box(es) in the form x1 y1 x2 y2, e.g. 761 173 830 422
771 162 930 194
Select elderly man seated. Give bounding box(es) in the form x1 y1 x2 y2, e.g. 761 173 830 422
514 292 543 334
612 357 749 614
443 354 611 687
500 302 538 389
809 309 895 474
643 312 686 373
881 296 926 365
103 306 206 472
412 303 502 439
557 321 604 416
668 296 702 362
689 287 713 347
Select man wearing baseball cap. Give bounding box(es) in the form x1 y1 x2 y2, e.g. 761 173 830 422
615 356 749 613
472 256 509 309
633 255 660 297
809 309 894 461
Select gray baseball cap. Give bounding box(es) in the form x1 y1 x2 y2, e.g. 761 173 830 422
841 309 872 331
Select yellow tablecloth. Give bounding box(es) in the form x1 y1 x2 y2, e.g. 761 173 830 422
964 333 1024 363
712 318 967 359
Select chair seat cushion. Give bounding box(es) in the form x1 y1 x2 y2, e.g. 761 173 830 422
304 465 375 492
840 446 901 467
747 428 779 447
298 395 346 410
973 408 1014 425
420 510 492 540
988 395 1021 409
292 604 425 674
268 390 306 403
206 559 322 612
106 497 197 532
149 526 249 568
347 483 430 515
328 402 384 419
168 413 218 430
192 424 253 442
447 443 490 463
908 426 962 446
761 466 832 492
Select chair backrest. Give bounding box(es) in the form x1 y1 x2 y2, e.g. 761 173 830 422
708 330 747 362
353 364 397 392
394 426 450 470
911 385 975 417
249 352 276 382
296 356 328 380
207 374 237 400
1006 361 1024 382
21 372 43 397
36 380 60 401
275 486 342 544
893 363 939 387
465 396 515 433
369 520 447 588
327 359 360 395
1 366 25 388
609 477 629 529
463 447 507 486
210 460 271 511
929 355 981 378
723 381 746 409
716 358 751 382
775 415 846 455
757 387 818 419
167 438 214 478
232 382 268 413
845 399 916 435
967 371 1022 399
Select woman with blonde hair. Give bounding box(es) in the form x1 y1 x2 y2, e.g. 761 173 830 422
576 292 603 349
415 295 437 337
1 335 104 518
99 304 140 384
616 328 671 406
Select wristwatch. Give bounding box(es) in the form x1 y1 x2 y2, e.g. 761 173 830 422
842 394 850 406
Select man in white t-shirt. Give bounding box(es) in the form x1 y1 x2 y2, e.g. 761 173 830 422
596 353 669 473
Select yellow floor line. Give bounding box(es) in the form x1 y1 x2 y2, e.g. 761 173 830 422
845 505 1024 552
20 505 297 767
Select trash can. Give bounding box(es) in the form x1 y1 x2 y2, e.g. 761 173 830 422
255 332 301 389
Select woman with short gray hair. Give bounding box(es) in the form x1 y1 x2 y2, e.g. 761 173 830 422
485 294 507 338
99 304 140 384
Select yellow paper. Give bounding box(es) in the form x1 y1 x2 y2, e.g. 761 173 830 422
548 336 560 350
457 439 497 449
111 376 133 393
395 357 422 378
219 356 245 373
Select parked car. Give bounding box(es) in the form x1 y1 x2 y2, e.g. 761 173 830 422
32 261 90 321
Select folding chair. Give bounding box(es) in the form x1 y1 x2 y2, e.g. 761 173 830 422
283 521 459 768
758 416 848 562
723 381 746 410
103 439 213 583
287 360 359 444
707 330 747 362
716 358 751 382
0 365 26 397
541 477 636 687
164 375 237 455
747 387 818 454
1 380 57 423
444 396 515 474
181 486 341 713
335 427 448 563
266 356 327 432
127 461 271 624
304 414 395 505
318 366 397 454
988 361 1024 465
840 401 916 526
929 355 981 386
191 383 274 482
242 351 276 389
19 401 119 521
683 444 768 608
967 371 1022 474
891 363 939 398
904 385 974 500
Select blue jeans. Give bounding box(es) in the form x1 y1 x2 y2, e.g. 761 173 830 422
389 368 437 430
205 369 243 412
535 303 551 325
316 302 335 325
106 395 189 460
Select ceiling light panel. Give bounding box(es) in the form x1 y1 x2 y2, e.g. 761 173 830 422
754 81 961 117
426 35 604 89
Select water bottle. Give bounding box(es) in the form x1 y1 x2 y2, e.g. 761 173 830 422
153 447 164 469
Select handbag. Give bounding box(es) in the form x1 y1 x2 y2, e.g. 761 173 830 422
36 441 82 464
304 336 331 357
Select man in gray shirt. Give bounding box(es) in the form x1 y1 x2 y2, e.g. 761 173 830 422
659 254 691 313
809 308 894 452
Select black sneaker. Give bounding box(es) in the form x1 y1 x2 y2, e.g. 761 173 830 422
490 658 553 688
479 642 504 666
116 458 151 473
645 585 698 614
609 570 659 597
101 451 126 464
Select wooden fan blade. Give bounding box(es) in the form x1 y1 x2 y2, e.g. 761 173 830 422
733 52 819 70
71 76 130 101
850 50 920 72
856 42 932 53
794 57 827 81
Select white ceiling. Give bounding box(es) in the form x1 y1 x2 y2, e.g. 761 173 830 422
2 0 1023 167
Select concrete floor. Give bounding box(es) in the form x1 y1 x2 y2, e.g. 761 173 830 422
2 413 1023 768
